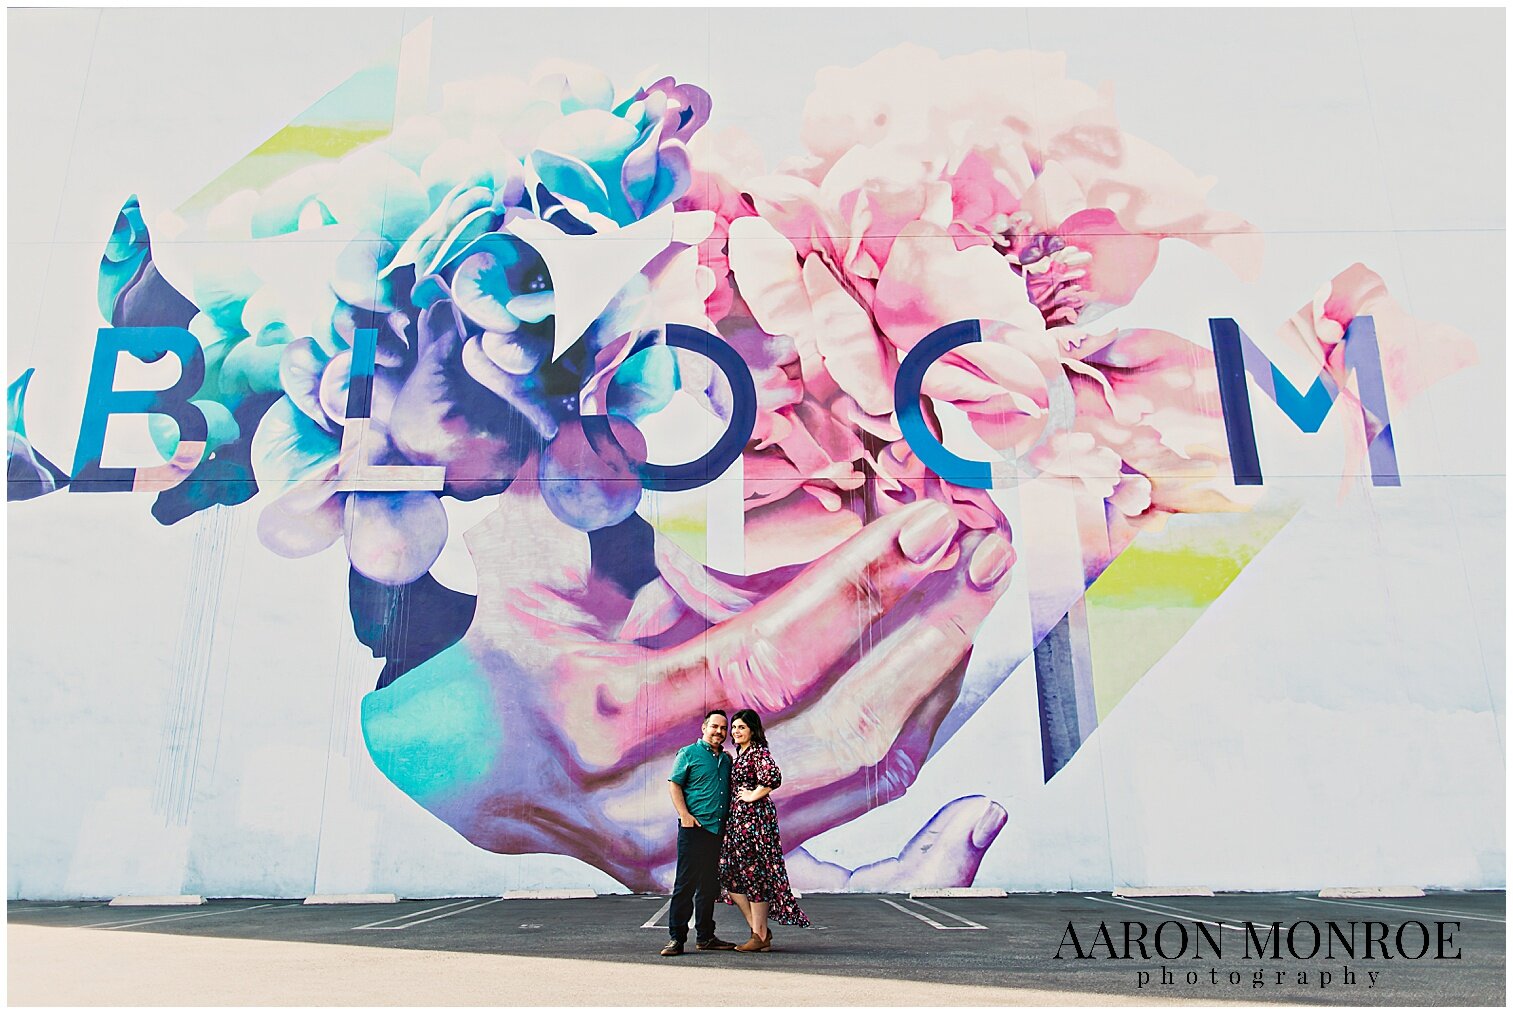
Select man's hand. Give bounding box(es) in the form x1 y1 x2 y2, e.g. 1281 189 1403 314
669 780 701 828
360 464 1015 890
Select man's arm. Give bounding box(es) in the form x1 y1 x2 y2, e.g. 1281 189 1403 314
668 780 700 827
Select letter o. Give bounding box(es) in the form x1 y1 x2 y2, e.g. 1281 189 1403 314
1155 920 1190 960
582 323 758 493
1397 921 1430 959
1288 921 1321 959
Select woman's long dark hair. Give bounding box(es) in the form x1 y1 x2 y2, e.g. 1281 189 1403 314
730 708 768 749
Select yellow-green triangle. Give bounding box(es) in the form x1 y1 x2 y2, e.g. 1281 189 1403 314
1086 497 1300 722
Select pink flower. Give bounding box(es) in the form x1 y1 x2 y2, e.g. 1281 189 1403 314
1280 263 1477 406
674 173 753 323
871 220 1046 350
941 151 1022 252
676 127 767 322
1052 327 1256 524
1277 263 1477 487
689 46 1392 586
774 45 1263 330
705 45 1274 575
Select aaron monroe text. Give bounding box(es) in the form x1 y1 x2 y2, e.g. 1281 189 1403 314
1055 918 1463 992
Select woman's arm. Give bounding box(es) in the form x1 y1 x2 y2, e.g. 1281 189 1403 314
737 747 781 802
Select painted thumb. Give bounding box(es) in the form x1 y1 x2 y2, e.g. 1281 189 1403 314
899 794 1009 886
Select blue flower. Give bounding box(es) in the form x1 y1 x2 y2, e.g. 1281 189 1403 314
530 75 711 229
6 369 68 500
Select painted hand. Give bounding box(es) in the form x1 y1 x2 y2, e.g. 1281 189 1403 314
786 795 1008 892
360 465 1014 890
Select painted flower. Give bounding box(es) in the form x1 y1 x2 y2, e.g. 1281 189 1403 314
675 126 765 322
59 51 1480 618
790 45 1263 305
1280 263 1478 406
708 46 1275 577
529 68 711 231
84 66 719 584
1052 327 1259 537
1275 262 1477 487
7 370 68 501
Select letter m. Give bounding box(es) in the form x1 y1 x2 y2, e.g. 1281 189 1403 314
1209 316 1399 487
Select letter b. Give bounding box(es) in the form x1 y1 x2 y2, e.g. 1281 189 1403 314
70 327 207 492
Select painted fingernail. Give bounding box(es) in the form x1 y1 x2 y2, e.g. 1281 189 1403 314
897 502 957 564
968 533 1014 590
972 801 1009 849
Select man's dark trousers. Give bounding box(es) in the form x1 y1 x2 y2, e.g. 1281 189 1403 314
668 824 722 944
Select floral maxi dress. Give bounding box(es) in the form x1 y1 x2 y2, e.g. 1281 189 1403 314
718 746 811 926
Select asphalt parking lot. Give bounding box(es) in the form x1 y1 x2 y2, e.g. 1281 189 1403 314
8 891 1504 1005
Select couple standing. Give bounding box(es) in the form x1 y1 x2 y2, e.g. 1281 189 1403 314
661 708 810 955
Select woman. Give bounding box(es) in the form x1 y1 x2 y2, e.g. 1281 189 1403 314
719 708 811 951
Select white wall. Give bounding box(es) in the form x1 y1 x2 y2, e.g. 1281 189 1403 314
8 8 1504 898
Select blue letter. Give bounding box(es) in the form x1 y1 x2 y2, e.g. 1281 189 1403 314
895 319 1073 489
1210 315 1399 486
71 327 207 492
335 327 445 491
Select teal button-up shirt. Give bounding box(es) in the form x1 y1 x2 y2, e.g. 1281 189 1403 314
668 740 732 835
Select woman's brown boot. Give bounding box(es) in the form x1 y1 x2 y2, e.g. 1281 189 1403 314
735 932 765 952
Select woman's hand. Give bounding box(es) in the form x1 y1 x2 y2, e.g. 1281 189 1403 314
737 787 768 804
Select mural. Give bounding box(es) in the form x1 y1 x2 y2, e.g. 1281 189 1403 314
9 12 1502 897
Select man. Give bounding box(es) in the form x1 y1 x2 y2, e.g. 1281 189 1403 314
661 709 738 956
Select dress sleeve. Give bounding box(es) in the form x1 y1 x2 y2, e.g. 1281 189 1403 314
754 748 782 790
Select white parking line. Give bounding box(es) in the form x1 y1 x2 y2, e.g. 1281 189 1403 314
81 903 282 931
353 899 477 930
9 905 84 913
355 898 503 931
878 897 985 930
1296 895 1505 924
904 898 987 930
1084 894 1247 933
382 898 504 929
641 900 670 929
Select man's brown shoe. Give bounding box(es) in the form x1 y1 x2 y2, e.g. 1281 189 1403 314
660 940 684 956
695 936 738 950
